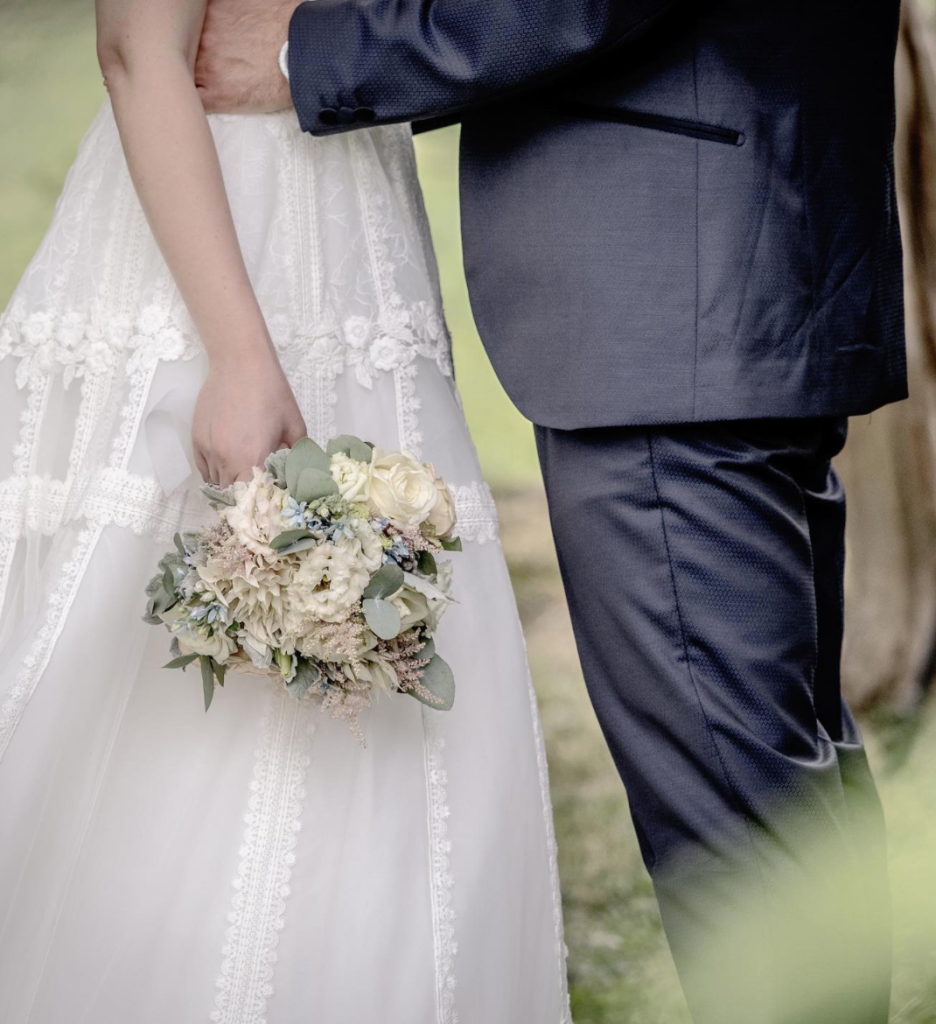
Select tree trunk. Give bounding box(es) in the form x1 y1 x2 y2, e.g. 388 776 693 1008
838 0 936 711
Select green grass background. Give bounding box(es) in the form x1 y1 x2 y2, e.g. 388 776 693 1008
1 7 934 1020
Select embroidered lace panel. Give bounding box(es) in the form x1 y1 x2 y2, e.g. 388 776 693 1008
211 688 316 1024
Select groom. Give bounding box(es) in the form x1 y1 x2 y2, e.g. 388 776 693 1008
196 2 904 1021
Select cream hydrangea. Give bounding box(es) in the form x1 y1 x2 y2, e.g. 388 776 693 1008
368 448 439 528
330 452 371 503
223 467 290 557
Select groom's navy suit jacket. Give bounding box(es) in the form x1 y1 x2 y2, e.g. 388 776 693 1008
288 0 906 429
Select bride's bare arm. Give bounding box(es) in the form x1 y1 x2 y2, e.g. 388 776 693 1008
96 0 306 486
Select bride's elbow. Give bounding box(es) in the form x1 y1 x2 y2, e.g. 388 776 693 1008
97 33 141 91
97 36 189 92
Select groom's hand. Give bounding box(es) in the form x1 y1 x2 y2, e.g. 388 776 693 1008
195 0 295 114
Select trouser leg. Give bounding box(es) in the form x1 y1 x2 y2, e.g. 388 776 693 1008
534 417 891 1024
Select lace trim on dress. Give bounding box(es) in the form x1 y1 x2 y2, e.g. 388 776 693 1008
395 362 424 458
0 523 104 761
0 360 159 760
422 710 459 1024
517 625 573 1022
211 688 316 1024
0 468 497 547
0 299 454 391
450 482 500 546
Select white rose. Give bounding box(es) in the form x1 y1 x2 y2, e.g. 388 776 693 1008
224 467 290 556
403 569 453 633
288 538 370 625
177 626 238 664
425 475 457 540
390 585 431 630
330 453 371 503
368 448 439 528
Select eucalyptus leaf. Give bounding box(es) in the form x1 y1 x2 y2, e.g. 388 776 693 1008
162 564 176 595
363 597 402 640
271 528 313 551
173 532 187 557
363 562 404 601
144 580 174 622
213 660 227 688
419 635 437 660
285 658 322 700
285 437 330 495
274 537 321 557
326 434 374 464
164 654 198 670
409 654 456 711
440 535 463 552
295 467 339 503
200 657 216 712
416 550 438 577
145 588 177 623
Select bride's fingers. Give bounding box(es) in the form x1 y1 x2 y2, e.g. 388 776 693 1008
195 447 212 483
207 456 223 488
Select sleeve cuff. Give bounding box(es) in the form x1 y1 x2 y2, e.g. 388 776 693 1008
278 42 290 82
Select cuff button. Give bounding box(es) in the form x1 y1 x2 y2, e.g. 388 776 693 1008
319 108 339 127
337 105 356 125
354 107 376 123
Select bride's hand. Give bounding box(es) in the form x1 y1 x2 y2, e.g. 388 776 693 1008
193 348 307 487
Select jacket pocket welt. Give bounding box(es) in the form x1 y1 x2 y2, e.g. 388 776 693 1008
553 100 745 146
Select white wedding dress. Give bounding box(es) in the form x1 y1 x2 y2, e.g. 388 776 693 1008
0 99 571 1024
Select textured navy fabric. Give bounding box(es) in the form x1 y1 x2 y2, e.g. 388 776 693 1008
535 417 891 1022
288 0 907 429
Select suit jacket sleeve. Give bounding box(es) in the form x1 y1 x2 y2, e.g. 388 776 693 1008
287 0 684 135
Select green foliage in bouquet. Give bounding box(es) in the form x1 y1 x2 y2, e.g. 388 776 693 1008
143 435 461 736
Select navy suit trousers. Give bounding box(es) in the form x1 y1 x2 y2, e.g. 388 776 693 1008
534 418 891 1024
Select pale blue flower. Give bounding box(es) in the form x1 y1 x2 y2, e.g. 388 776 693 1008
282 495 308 529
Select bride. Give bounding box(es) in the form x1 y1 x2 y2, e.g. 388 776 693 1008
0 1 570 1021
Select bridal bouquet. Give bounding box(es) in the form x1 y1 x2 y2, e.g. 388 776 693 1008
143 435 461 740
